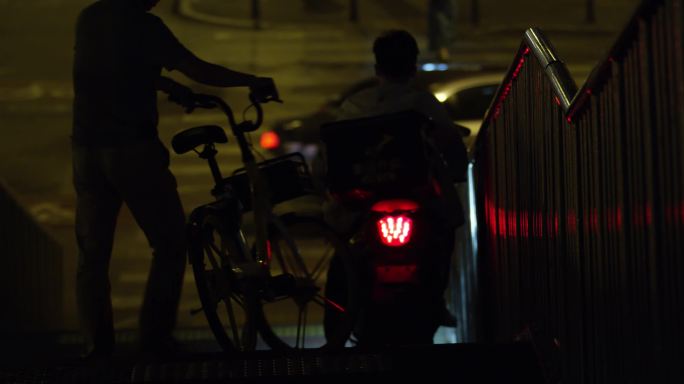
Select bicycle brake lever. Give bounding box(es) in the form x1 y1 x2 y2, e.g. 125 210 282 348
249 90 283 105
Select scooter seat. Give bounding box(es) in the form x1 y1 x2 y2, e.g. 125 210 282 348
171 125 228 154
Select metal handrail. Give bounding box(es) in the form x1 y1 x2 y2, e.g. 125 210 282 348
524 28 577 111
474 27 577 156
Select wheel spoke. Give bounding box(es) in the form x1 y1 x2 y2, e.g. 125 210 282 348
310 246 335 283
192 220 256 353
255 215 356 351
222 298 241 347
271 237 291 275
205 244 222 271
301 304 308 349
276 231 312 279
295 304 309 349
315 294 346 313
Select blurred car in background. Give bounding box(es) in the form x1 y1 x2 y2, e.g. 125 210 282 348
428 71 505 150
258 63 505 161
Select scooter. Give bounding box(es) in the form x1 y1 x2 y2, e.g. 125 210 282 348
320 110 458 347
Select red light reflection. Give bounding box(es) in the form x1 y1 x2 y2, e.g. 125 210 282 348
492 47 529 120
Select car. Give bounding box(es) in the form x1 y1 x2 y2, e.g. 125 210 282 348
258 63 505 161
428 72 505 150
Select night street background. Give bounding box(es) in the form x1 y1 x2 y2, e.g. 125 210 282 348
0 0 639 343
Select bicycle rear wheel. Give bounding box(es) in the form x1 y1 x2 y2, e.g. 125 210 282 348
253 213 359 350
188 209 259 353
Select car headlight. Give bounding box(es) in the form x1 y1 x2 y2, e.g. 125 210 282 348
284 120 303 130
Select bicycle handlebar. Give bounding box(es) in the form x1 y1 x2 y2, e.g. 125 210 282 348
185 88 283 134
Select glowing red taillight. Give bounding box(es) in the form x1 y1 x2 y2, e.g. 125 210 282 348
377 215 413 246
259 131 280 150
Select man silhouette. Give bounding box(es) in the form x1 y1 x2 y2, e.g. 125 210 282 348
71 0 274 359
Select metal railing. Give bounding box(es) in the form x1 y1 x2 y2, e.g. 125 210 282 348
0 181 63 332
472 27 578 382
471 0 683 382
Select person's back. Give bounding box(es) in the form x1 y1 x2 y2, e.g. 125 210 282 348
339 81 442 121
338 30 466 183
332 30 467 227
73 0 190 145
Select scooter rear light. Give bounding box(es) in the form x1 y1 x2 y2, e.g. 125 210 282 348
377 215 413 246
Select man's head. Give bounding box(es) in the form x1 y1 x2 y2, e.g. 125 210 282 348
373 30 419 82
141 0 160 10
145 0 160 9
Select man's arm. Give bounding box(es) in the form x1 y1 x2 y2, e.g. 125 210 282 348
156 76 197 110
174 53 258 88
149 13 268 89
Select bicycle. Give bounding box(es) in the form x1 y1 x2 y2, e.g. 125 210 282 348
170 89 358 353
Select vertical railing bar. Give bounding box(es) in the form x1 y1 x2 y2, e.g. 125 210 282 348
600 84 610 383
588 95 602 382
652 9 673 373
638 15 661 376
673 3 684 363
613 64 626 376
578 115 592 384
627 41 646 380
664 4 678 342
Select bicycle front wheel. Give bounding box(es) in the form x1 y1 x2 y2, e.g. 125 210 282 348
188 210 259 353
253 213 359 351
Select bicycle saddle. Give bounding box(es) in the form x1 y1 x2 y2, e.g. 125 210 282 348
172 125 228 154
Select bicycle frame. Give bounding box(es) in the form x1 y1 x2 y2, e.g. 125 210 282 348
193 94 273 273
176 92 358 352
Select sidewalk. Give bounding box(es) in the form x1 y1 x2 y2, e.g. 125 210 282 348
1 339 544 383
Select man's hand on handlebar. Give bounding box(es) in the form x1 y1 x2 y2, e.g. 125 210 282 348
166 82 199 112
169 90 216 114
249 77 282 104
168 77 280 114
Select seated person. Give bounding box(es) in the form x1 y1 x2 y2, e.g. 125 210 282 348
320 30 467 329
319 29 467 233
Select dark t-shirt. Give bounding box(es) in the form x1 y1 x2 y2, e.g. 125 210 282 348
72 0 191 146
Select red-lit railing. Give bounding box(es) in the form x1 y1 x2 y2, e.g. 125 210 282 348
471 0 683 382
472 27 578 382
